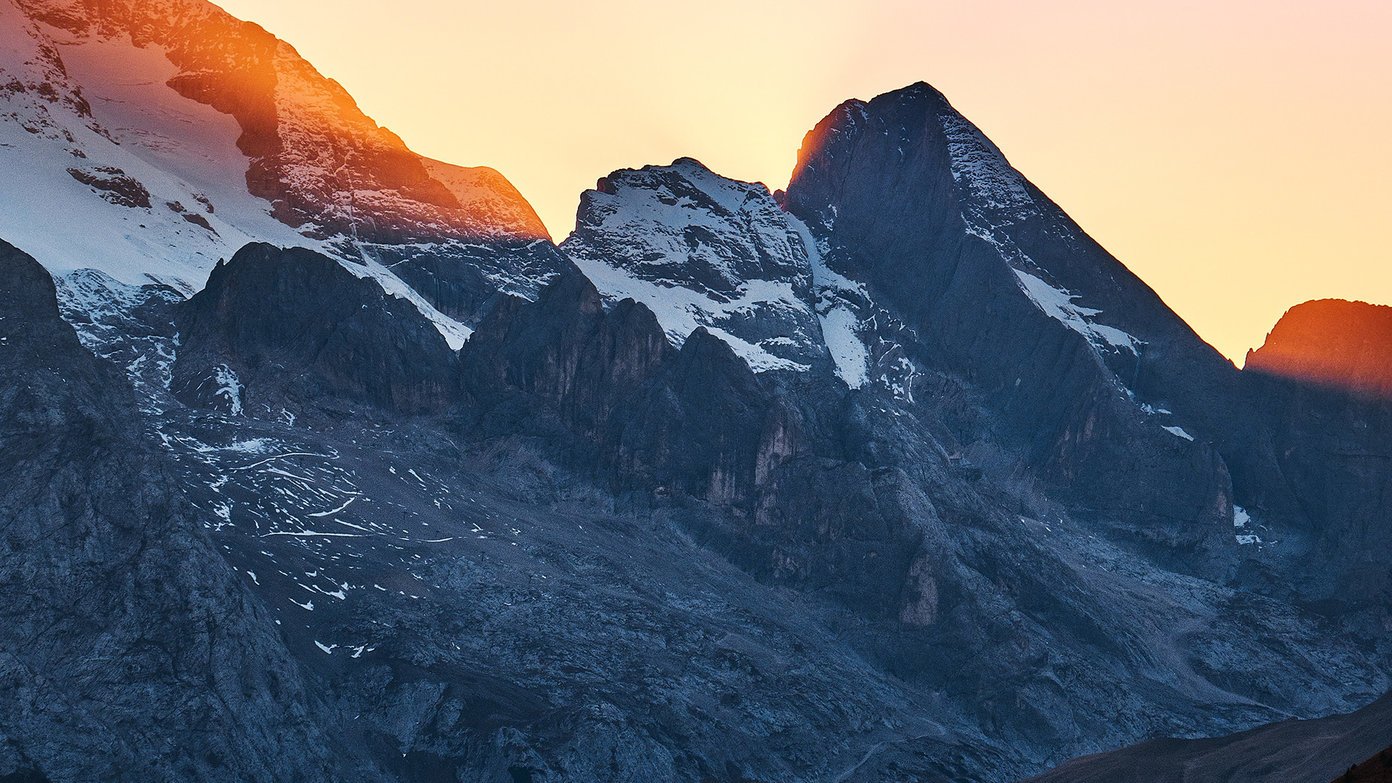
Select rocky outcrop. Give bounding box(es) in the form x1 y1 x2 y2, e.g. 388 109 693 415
172 243 461 415
461 269 811 509
1246 299 1392 400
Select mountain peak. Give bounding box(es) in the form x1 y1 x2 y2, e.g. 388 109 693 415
0 0 551 290
1245 298 1392 398
562 158 826 372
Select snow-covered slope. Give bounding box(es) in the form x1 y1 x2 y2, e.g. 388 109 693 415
562 158 828 372
0 0 562 344
0 0 308 289
939 109 1142 358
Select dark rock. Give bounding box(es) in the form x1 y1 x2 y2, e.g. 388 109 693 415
172 243 461 415
782 82 1239 573
1028 690 1392 783
65 165 150 208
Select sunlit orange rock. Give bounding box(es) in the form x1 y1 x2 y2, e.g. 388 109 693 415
13 0 550 244
1245 298 1392 399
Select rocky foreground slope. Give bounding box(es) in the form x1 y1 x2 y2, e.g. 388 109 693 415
1 2 1390 781
1027 691 1392 783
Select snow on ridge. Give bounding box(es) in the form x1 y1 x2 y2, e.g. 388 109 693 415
941 111 1035 219
944 106 1145 364
340 247 473 350
55 268 156 323
570 253 809 373
1011 267 1139 355
569 159 808 296
0 24 325 289
0 17 509 353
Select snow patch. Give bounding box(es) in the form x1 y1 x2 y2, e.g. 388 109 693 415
791 214 870 389
1011 269 1139 354
571 254 810 373
1233 506 1266 546
563 160 822 373
1162 425 1195 442
1234 506 1251 529
339 248 473 349
212 364 244 416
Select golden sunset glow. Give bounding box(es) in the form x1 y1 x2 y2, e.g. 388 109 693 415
215 0 1392 361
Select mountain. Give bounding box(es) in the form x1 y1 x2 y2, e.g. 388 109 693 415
0 0 565 335
779 82 1282 568
563 158 829 374
1026 690 1392 783
2 5 1391 781
1246 299 1392 399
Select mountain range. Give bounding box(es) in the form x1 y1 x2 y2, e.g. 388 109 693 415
1 1 1389 781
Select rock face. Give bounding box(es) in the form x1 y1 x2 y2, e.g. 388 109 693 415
781 82 1245 573
1239 300 1392 607
460 270 811 517
172 243 461 415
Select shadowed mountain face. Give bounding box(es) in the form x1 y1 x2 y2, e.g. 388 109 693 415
780 82 1249 573
0 240 355 781
1026 691 1392 783
1238 299 1392 607
2 14 1391 783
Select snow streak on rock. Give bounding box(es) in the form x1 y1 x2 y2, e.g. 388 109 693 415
942 109 1140 357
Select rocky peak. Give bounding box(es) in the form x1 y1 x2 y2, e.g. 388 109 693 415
562 157 827 373
1245 298 1392 399
784 83 1247 564
172 242 461 415
12 0 549 244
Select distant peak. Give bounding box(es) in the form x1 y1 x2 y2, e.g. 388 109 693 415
882 80 948 100
589 158 771 211
669 156 715 174
1246 298 1392 398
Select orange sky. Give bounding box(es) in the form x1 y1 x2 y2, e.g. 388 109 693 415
217 0 1392 362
